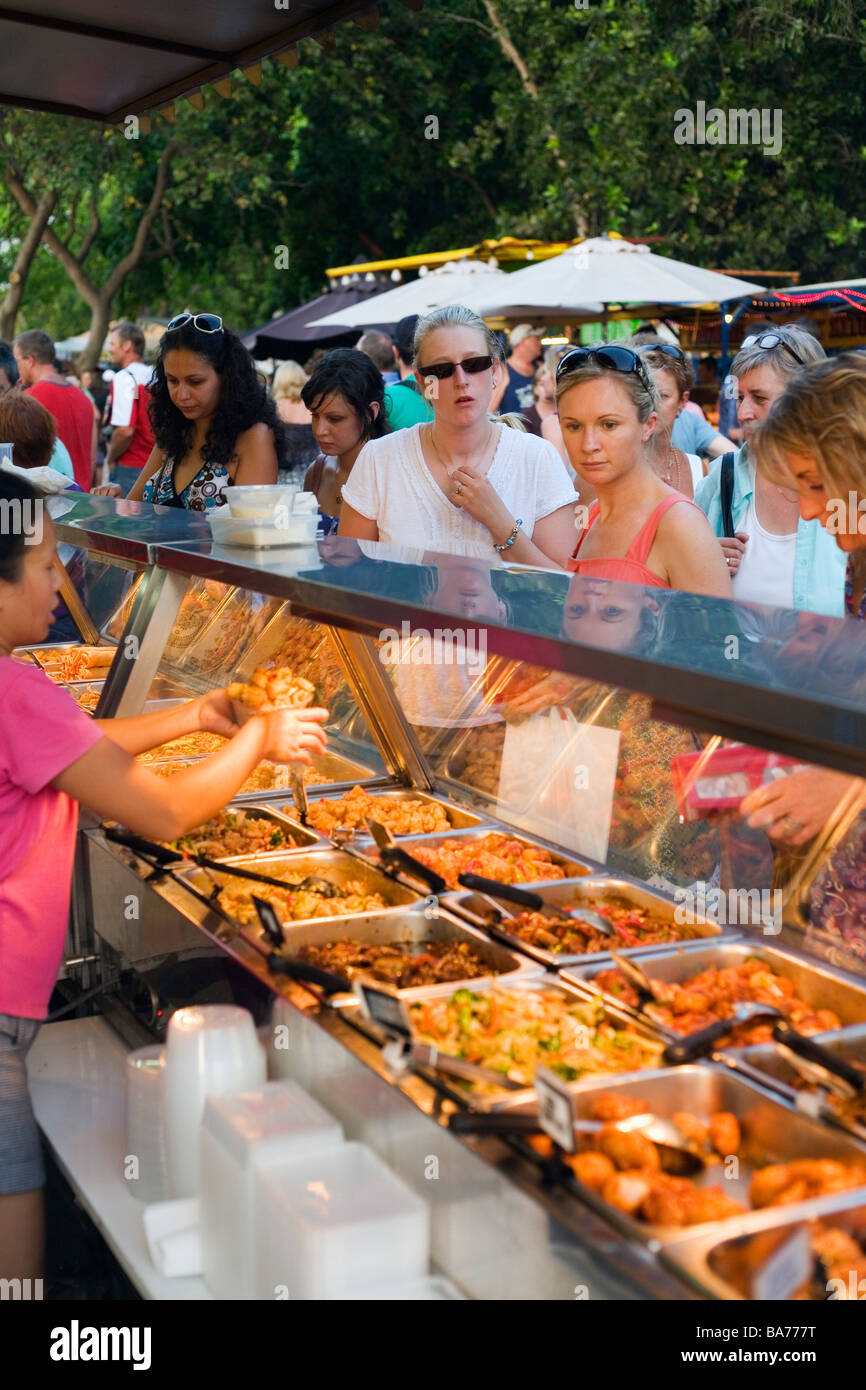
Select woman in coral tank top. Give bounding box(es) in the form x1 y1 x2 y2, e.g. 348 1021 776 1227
556 346 732 597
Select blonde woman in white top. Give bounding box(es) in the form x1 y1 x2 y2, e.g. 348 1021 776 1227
339 305 578 568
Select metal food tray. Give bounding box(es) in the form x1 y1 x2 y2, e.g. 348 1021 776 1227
230 752 385 804
177 848 420 928
732 1024 866 1137
442 875 736 970
300 787 490 840
361 826 593 888
562 941 866 1043
23 641 117 679
243 905 541 1001
162 803 324 858
551 1065 866 1250
660 1188 866 1300
400 974 669 1114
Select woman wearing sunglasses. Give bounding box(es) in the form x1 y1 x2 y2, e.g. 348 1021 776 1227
556 345 732 596
338 305 577 567
693 325 844 616
98 314 283 509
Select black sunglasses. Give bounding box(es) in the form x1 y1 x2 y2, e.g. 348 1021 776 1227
741 333 804 366
166 313 224 335
556 345 653 392
416 355 493 380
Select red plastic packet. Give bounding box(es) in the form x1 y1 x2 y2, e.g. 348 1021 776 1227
671 744 808 822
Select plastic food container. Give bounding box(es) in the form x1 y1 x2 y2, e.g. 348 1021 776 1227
207 511 319 549
226 485 300 519
253 1141 430 1300
200 1080 344 1300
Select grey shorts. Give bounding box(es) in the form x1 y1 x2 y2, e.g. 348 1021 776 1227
0 1013 45 1194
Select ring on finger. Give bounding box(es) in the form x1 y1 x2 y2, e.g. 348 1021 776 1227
783 816 805 836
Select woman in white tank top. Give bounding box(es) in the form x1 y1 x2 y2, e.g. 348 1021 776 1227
340 305 578 569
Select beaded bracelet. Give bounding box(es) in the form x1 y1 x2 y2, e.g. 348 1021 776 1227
494 517 522 553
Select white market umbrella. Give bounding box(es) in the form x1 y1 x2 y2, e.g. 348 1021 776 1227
307 259 534 328
459 236 765 318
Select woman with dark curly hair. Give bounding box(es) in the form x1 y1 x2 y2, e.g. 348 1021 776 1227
99 314 283 509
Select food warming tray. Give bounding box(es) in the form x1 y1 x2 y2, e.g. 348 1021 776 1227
177 848 421 927
298 787 491 838
397 975 668 1113
660 1188 866 1300
549 1065 866 1249
242 905 541 1001
731 1023 866 1137
232 752 386 803
443 875 736 970
159 804 324 858
361 826 594 886
562 941 866 1042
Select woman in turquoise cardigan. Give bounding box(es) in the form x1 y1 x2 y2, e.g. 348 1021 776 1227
694 325 845 618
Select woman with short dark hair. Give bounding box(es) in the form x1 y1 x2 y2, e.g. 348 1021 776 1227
301 348 390 535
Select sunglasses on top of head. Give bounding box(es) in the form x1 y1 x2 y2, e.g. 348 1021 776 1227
640 342 685 361
416 355 494 380
555 345 653 392
741 332 805 366
165 313 224 335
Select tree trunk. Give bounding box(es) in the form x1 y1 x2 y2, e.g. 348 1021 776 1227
4 142 178 369
0 188 57 341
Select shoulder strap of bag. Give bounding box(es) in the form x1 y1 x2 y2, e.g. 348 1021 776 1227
719 452 736 539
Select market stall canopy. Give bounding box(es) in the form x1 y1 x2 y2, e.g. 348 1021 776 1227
243 283 395 360
0 0 391 124
458 235 766 321
307 259 574 329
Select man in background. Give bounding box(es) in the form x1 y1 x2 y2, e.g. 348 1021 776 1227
356 330 400 386
13 329 96 490
383 314 433 430
104 320 154 485
491 324 545 416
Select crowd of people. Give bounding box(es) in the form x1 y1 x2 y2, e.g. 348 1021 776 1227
0 304 860 626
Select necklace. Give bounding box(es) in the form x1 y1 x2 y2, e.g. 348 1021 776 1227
656 448 684 492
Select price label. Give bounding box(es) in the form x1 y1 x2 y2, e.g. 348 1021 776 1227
253 895 285 948
535 1065 577 1153
751 1225 812 1302
354 978 412 1039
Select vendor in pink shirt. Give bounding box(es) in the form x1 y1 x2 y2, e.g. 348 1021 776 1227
0 471 329 1282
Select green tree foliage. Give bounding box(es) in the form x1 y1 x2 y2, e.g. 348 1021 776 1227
0 0 863 346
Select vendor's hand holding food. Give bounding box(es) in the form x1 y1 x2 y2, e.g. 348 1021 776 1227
740 767 858 847
258 705 329 765
193 688 242 740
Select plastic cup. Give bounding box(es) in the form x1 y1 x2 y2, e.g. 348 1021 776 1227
164 1006 266 1199
124 1044 168 1205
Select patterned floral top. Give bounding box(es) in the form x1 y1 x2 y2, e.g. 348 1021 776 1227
142 455 232 510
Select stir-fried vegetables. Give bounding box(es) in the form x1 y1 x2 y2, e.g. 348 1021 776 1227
408 986 664 1092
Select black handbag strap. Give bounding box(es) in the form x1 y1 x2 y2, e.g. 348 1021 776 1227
719 452 736 539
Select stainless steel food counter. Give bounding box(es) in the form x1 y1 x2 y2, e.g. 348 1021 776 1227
41 496 866 1301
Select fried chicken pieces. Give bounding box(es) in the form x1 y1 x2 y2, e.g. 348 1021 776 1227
227 666 316 713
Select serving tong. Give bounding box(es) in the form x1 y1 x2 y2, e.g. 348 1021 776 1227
361 817 447 896
455 872 614 940
104 826 340 898
447 1108 705 1175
